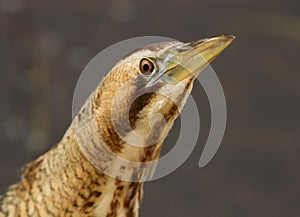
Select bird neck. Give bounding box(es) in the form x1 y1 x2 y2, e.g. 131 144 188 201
60 126 144 216
73 89 165 182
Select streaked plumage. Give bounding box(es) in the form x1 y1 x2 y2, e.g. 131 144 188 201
0 35 234 217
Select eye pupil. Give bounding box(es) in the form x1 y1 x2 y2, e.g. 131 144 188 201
140 58 154 75
143 64 149 72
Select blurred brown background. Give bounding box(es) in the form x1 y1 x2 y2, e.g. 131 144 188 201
0 0 299 216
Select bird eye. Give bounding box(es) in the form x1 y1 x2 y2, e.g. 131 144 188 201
139 58 155 75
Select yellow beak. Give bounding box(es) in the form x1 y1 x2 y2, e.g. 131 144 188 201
162 35 235 83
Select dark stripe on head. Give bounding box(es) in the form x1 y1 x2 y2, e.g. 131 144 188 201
128 76 163 129
144 41 179 52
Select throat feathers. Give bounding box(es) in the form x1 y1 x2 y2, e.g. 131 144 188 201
0 35 234 217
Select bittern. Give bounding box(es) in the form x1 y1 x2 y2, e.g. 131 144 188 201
0 35 234 217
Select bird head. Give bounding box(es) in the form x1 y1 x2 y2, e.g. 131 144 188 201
75 35 234 179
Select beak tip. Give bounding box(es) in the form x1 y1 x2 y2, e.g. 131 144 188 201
224 35 236 44
218 34 236 48
226 34 236 40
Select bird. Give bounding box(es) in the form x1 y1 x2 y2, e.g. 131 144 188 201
0 35 234 217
